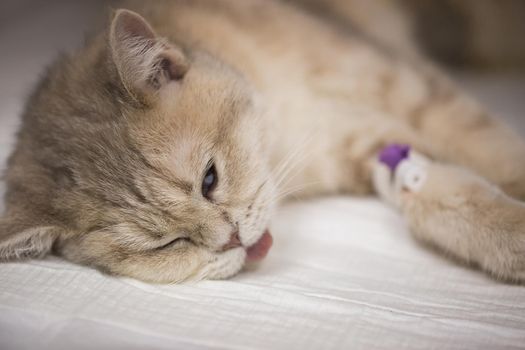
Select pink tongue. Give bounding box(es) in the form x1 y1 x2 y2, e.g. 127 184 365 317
246 230 273 262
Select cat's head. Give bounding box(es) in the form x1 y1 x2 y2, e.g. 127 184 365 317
0 10 276 283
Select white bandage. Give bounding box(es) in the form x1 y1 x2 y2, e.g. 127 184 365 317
395 151 429 193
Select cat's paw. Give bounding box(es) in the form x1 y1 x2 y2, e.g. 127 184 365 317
372 144 429 208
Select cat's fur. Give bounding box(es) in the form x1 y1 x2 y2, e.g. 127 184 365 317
1 0 525 283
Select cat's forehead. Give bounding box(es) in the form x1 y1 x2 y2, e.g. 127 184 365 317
152 69 250 127
131 93 245 172
125 59 264 188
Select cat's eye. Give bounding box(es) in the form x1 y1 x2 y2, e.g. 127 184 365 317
157 237 190 250
202 163 218 200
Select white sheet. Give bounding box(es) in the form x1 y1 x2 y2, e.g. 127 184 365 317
1 1 525 349
1 198 525 349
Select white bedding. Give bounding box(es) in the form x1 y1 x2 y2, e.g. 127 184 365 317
1 1 524 349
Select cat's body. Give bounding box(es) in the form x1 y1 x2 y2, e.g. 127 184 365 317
1 0 525 283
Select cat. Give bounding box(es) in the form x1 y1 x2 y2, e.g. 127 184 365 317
1 0 525 283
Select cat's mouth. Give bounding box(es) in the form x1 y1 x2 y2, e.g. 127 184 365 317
245 230 273 262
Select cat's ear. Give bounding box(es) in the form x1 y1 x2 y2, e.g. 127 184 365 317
0 217 60 260
109 9 189 98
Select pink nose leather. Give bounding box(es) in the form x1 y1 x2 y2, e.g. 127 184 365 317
221 231 242 251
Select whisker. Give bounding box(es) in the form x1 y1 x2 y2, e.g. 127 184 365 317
260 180 322 206
273 148 313 191
271 135 318 191
270 131 316 182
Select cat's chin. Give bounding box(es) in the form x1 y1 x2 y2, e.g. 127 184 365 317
245 230 273 262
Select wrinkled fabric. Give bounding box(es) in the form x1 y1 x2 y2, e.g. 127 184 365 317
1 198 524 350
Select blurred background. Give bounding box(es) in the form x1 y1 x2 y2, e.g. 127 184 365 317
1 0 524 170
293 0 525 70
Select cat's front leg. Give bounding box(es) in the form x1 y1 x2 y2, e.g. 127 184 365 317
374 148 525 282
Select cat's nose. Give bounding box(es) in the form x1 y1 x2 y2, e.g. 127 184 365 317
221 231 242 251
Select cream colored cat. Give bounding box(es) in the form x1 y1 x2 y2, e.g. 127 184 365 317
1 0 525 283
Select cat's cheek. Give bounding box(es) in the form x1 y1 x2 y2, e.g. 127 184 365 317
196 248 247 280
240 229 263 248
239 199 276 248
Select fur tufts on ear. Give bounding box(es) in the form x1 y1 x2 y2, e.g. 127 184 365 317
110 9 189 98
0 218 60 261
